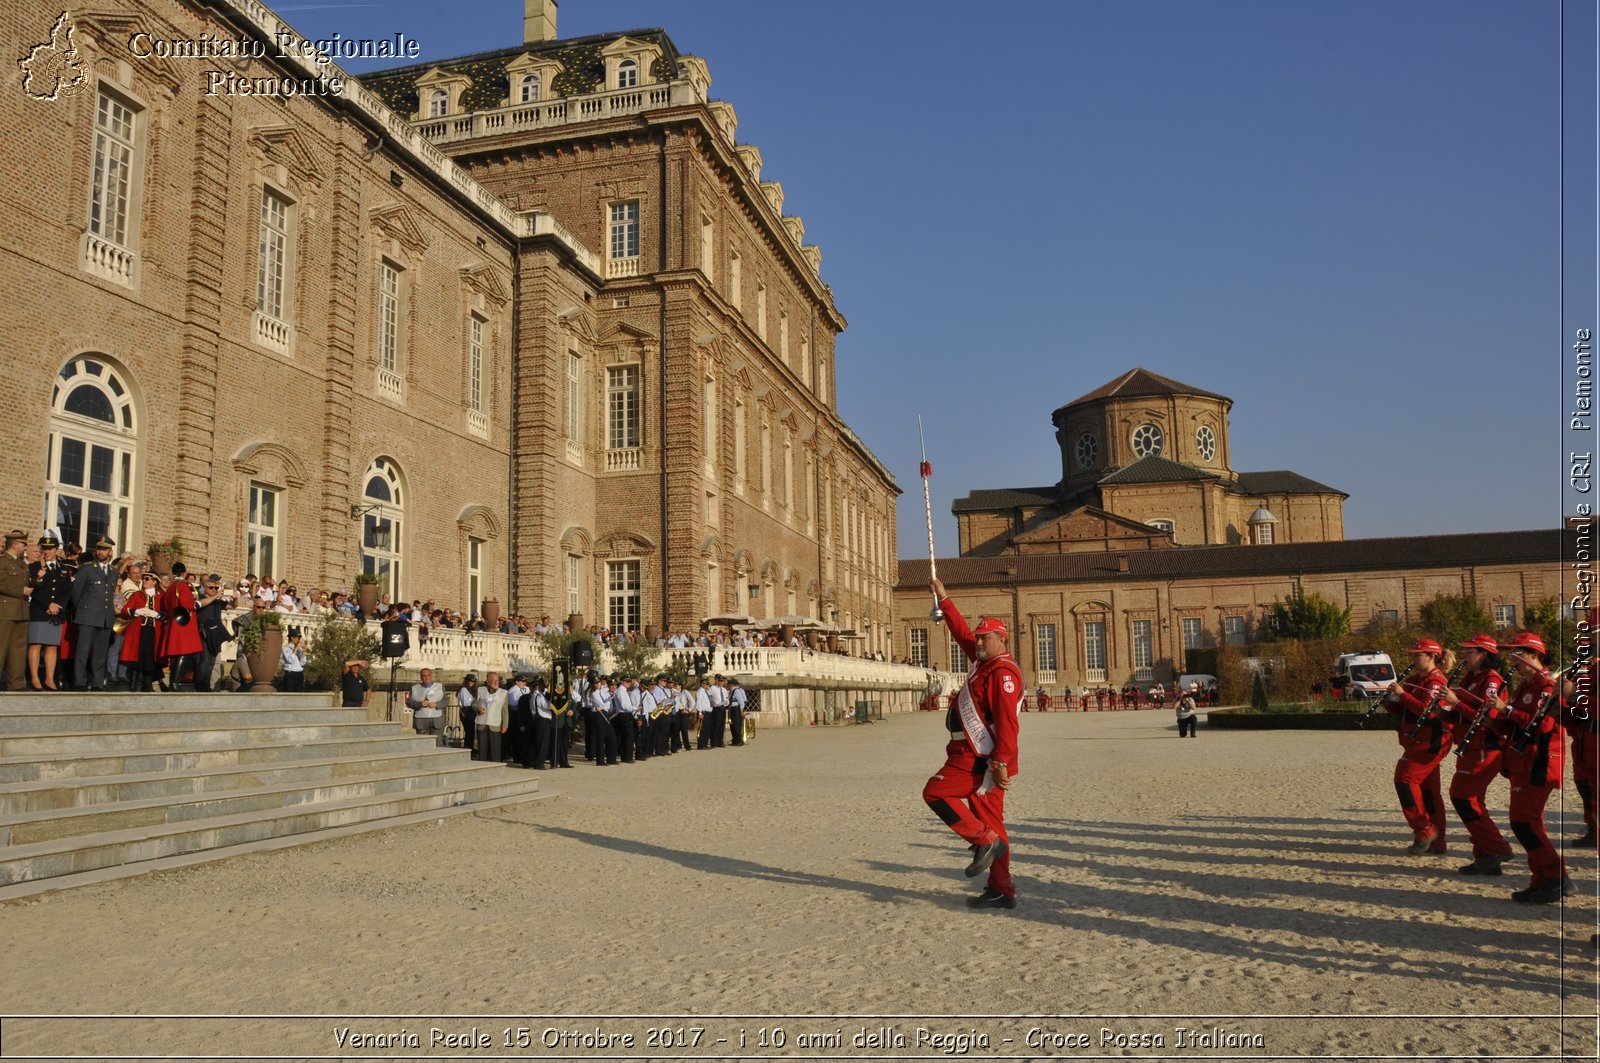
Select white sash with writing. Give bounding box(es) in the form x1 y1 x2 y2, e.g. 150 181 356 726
957 680 998 794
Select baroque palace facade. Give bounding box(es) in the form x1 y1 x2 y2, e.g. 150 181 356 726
895 370 1565 687
1 0 899 649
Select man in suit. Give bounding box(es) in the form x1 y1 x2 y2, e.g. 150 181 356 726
68 535 118 691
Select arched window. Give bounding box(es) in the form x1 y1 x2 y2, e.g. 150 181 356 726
360 457 405 596
616 59 638 88
46 356 137 550
428 89 449 117
519 74 541 103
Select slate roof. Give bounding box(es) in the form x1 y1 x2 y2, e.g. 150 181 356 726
950 486 1061 514
1054 368 1232 416
1235 470 1347 497
1098 456 1219 485
898 528 1565 588
360 29 683 116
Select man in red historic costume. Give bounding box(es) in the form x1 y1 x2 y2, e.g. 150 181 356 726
158 562 204 690
923 578 1023 910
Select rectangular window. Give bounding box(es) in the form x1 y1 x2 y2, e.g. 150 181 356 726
609 201 640 260
1132 619 1153 669
607 366 640 450
257 188 289 321
247 482 281 581
700 215 714 282
1223 615 1247 644
756 283 767 340
778 310 789 364
949 633 968 674
1377 609 1400 624
90 91 137 247
733 399 746 485
1084 621 1106 675
607 560 641 634
467 314 485 413
378 261 401 373
1494 604 1516 629
1035 623 1058 673
567 555 582 616
729 252 742 308
909 628 929 668
566 351 582 440
1181 617 1203 650
467 536 483 611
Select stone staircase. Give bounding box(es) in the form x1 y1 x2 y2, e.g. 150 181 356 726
0 691 550 899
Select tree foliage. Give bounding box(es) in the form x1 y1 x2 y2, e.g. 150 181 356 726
304 618 380 690
1267 589 1351 641
1525 597 1578 668
1417 593 1495 649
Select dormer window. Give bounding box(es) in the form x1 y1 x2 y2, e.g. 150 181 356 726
616 59 638 88
519 74 541 102
428 89 449 117
413 68 473 122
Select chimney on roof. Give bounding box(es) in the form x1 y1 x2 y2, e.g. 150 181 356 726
1117 555 1130 573
524 0 558 42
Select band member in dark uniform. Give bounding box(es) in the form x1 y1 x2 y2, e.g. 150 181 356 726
69 535 118 691
118 571 166 692
26 535 72 691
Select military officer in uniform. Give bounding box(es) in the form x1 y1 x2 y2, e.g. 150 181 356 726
26 534 73 691
728 676 749 746
0 530 31 691
68 535 118 691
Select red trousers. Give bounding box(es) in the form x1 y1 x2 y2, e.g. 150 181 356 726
1394 753 1448 845
1508 781 1567 885
923 741 1012 896
1449 753 1513 859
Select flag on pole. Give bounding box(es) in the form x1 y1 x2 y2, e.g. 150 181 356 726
919 461 932 478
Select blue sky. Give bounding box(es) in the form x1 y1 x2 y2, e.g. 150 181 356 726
286 0 1594 554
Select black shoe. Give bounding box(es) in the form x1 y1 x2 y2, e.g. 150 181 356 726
1575 830 1597 847
966 887 1018 910
964 838 1009 878
1458 855 1505 876
1406 833 1439 855
1513 878 1576 904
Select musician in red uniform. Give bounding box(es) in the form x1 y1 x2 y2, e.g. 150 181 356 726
158 561 203 691
118 571 165 692
1436 635 1513 875
1383 638 1452 854
1497 632 1573 903
922 578 1022 910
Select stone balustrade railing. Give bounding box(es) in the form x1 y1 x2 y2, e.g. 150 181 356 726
414 82 695 148
229 610 955 692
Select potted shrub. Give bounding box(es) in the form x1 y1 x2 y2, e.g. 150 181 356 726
146 537 186 576
235 609 284 691
353 573 380 617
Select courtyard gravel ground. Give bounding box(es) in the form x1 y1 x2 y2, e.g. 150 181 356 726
1 710 1596 1061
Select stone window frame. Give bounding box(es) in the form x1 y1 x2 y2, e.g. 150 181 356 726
81 81 149 289
908 627 929 668
1195 423 1217 463
252 180 298 356
1074 429 1099 470
48 354 142 554
412 68 472 121
1131 421 1165 459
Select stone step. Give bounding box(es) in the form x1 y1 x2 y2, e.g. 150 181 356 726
0 746 476 814
0 772 547 889
0 732 446 784
0 760 528 846
0 705 367 734
0 692 338 714
0 721 405 758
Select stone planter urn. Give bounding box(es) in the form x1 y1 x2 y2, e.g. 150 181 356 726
148 548 178 576
243 624 283 692
356 581 379 616
481 597 500 626
567 612 586 632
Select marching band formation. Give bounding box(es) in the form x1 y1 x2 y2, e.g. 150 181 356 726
1377 632 1593 904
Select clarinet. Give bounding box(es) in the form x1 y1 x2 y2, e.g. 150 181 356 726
1359 675 1431 728
1508 670 1562 755
1402 661 1465 741
1452 671 1505 757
